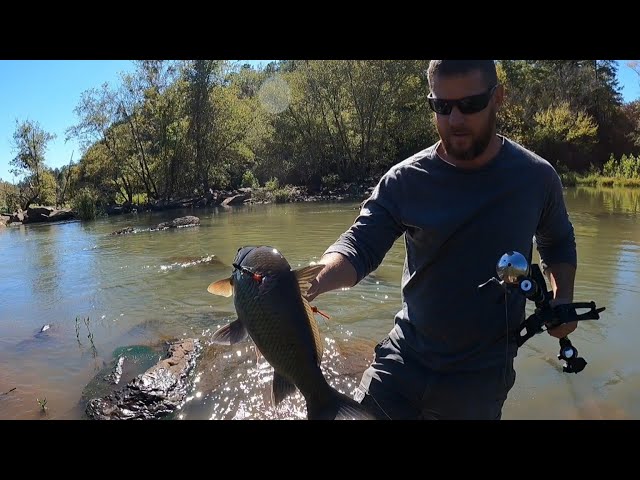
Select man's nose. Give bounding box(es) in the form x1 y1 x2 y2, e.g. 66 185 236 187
448 106 466 126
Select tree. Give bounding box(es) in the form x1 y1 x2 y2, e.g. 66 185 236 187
621 99 640 150
10 119 57 209
53 152 77 208
121 61 187 201
66 82 136 204
116 61 181 200
183 60 225 194
497 60 627 168
262 60 433 186
531 102 598 171
0 179 19 213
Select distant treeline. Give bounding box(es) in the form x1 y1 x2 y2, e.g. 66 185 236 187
2 60 640 213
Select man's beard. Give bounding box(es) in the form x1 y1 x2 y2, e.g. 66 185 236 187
441 109 496 162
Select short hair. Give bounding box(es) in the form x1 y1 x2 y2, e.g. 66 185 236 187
427 60 498 90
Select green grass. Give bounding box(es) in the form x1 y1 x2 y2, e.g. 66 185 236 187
574 175 640 188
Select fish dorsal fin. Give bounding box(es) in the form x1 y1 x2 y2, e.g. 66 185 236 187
272 371 297 406
302 297 324 365
293 264 325 295
210 318 248 345
207 276 234 297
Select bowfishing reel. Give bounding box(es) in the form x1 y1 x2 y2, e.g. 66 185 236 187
478 251 605 374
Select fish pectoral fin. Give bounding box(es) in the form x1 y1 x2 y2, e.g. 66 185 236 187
207 276 234 297
210 319 248 345
272 371 298 406
293 264 325 295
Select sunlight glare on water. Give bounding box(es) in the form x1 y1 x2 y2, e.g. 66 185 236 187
192 333 365 421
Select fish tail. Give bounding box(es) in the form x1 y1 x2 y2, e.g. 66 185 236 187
307 389 378 420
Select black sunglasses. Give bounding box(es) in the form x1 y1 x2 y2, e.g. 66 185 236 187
427 85 498 115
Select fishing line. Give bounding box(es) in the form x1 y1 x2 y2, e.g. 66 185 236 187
504 290 509 388
368 390 393 420
356 382 392 419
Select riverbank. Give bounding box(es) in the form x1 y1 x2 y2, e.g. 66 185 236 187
0 181 375 227
104 181 376 216
5 174 637 228
0 206 75 228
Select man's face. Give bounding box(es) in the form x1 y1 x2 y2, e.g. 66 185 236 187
429 70 501 162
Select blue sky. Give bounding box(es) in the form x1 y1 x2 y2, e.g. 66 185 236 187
1 60 639 182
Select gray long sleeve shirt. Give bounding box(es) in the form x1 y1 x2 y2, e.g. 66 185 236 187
325 136 577 372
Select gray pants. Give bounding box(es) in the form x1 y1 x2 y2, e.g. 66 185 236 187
355 335 517 420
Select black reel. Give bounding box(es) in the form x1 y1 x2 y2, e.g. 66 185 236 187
558 337 587 374
478 251 605 374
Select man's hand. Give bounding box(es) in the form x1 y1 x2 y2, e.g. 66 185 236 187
546 298 577 338
304 279 320 303
301 252 357 304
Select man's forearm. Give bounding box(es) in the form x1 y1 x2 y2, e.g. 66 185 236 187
305 252 358 301
544 262 576 302
543 262 577 338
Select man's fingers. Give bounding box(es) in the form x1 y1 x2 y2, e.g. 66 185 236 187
304 279 319 302
547 320 578 339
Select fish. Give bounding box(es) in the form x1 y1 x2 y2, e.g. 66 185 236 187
207 245 375 420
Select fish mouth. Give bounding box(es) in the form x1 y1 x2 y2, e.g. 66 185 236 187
234 246 258 266
234 245 281 267
232 246 286 282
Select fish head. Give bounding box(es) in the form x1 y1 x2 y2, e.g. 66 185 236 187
233 246 291 277
231 246 291 295
208 246 291 298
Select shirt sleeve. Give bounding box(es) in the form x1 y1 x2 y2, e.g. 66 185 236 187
324 167 406 283
534 167 577 269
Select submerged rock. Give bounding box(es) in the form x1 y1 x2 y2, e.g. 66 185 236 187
110 216 200 235
153 215 200 230
106 356 126 385
13 323 61 353
82 345 163 402
85 338 202 420
110 226 136 236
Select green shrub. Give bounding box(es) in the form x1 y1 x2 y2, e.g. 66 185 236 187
321 173 341 190
241 170 260 189
71 188 98 221
276 185 299 203
265 177 279 191
559 172 577 187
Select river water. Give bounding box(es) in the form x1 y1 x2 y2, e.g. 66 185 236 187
0 186 638 420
